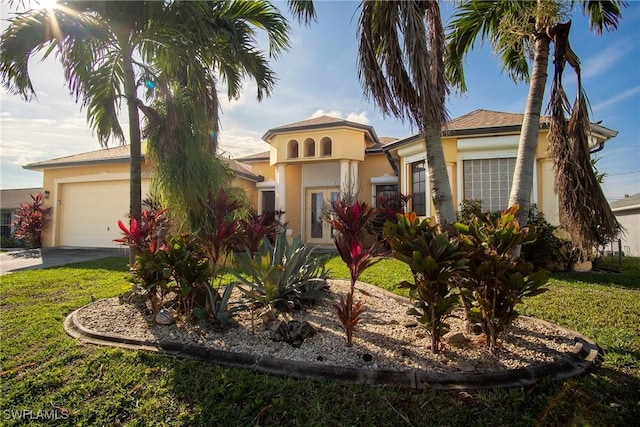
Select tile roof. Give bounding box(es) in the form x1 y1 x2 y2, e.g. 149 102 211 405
379 136 399 145
24 144 261 181
25 145 132 169
269 115 350 130
445 109 550 131
0 188 43 210
263 115 379 143
237 151 270 162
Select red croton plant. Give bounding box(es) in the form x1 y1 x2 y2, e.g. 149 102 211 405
328 198 388 346
114 208 169 255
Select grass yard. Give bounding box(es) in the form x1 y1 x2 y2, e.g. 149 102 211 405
1 255 638 426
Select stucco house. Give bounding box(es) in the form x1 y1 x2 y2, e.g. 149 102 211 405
0 187 43 240
23 110 617 248
609 193 640 256
383 109 617 226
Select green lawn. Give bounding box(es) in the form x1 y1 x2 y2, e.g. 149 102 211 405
1 256 638 426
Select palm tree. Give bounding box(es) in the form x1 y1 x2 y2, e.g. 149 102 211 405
0 0 300 237
446 0 625 252
357 0 457 226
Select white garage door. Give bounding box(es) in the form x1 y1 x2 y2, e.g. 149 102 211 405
59 180 149 248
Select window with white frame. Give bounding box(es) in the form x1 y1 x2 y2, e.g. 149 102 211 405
462 157 516 212
411 161 427 216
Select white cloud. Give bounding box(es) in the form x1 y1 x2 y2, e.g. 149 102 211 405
346 111 370 125
217 128 266 159
311 109 342 119
309 109 370 125
592 86 640 112
582 40 634 80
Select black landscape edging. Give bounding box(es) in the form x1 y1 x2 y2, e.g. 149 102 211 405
64 303 600 391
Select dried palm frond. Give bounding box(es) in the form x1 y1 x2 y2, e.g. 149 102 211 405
546 21 620 255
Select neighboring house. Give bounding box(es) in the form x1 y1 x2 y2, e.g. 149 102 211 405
0 187 43 239
23 110 617 248
609 193 640 256
383 109 617 226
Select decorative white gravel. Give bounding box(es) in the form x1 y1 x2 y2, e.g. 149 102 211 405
75 279 576 373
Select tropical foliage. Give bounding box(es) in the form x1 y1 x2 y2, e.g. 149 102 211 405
233 232 330 323
455 205 550 352
11 192 51 249
357 0 456 225
446 0 625 251
0 0 309 248
384 212 467 354
328 198 387 346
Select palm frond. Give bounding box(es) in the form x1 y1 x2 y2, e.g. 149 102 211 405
286 0 317 26
576 0 627 34
546 21 621 254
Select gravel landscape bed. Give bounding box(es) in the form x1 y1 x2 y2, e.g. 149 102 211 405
75 279 576 373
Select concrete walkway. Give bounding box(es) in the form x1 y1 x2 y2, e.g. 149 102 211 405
0 247 128 275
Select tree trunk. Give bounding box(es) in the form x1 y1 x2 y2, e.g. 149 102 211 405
121 42 142 264
424 125 457 226
509 34 550 236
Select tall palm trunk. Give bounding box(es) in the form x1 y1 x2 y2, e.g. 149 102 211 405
424 125 457 225
508 34 551 231
121 41 142 263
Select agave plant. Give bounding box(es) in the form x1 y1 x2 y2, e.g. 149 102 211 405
233 231 330 324
384 212 467 354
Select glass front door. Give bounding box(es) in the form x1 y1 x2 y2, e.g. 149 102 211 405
306 188 339 244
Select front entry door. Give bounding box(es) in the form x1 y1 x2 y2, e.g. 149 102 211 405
306 188 340 244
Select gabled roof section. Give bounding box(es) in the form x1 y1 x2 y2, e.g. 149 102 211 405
24 145 132 170
383 109 617 152
0 188 43 210
610 193 640 212
262 115 380 144
446 109 550 131
23 144 262 182
237 150 270 162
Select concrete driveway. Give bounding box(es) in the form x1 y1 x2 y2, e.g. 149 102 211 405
0 247 129 275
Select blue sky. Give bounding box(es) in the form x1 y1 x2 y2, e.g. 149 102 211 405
1 0 639 202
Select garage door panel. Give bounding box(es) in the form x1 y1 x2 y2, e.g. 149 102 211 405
59 180 148 248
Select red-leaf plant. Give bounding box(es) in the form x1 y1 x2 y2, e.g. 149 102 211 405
197 189 245 277
12 192 52 248
328 198 388 346
114 207 169 255
114 206 169 316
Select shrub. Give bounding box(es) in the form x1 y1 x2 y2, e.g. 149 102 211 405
455 206 549 352
327 198 387 346
521 206 580 271
458 200 580 272
1 236 20 249
12 192 51 248
234 231 329 324
384 212 467 354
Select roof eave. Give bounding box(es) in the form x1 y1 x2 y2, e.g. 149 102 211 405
262 121 379 144
23 157 133 171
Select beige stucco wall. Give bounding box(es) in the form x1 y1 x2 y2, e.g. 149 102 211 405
358 153 396 205
267 127 369 165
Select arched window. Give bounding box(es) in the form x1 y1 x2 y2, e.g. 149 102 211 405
287 140 299 159
321 137 332 157
304 138 316 157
